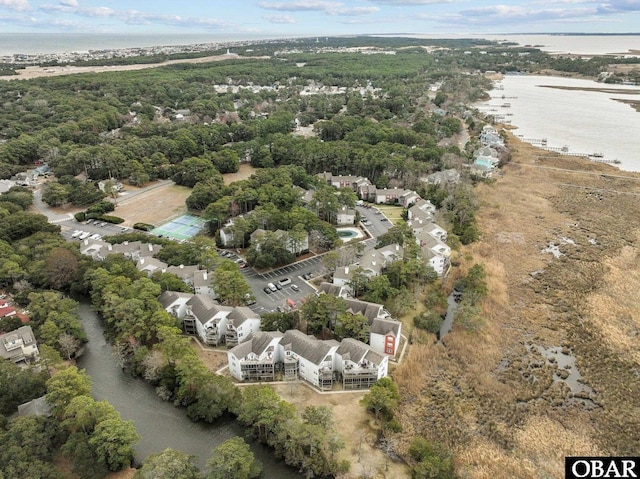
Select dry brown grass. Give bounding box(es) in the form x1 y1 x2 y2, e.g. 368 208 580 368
392 134 640 475
271 383 411 479
115 182 192 227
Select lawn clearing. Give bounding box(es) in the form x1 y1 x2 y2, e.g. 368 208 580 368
113 182 192 227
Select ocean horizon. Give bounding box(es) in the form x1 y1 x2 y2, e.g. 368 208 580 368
2 32 640 57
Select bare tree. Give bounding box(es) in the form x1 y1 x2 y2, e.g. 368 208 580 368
58 332 80 360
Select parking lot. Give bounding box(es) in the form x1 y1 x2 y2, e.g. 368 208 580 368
242 255 324 314
60 204 393 315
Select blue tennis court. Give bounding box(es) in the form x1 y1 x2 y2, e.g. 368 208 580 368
151 214 206 241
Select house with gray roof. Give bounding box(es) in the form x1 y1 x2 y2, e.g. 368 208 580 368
193 270 215 298
183 295 233 346
279 329 339 391
0 325 39 364
316 282 349 298
225 307 261 346
227 331 283 382
136 256 168 276
370 317 402 357
18 396 52 417
336 338 389 389
333 244 403 289
158 290 194 319
166 264 201 285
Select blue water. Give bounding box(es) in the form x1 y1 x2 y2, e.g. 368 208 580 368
0 32 274 56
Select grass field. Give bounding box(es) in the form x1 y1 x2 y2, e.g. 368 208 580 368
113 182 192 227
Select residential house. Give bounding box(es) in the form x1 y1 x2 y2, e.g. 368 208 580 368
79 238 112 261
400 190 421 208
0 325 39 364
279 329 339 391
219 225 235 247
336 338 389 389
407 198 436 221
225 307 261 346
227 331 283 382
370 317 402 357
423 168 461 186
335 206 356 226
411 220 447 243
136 257 168 276
182 295 232 346
342 297 403 357
17 396 52 417
416 231 451 277
374 188 407 204
316 282 349 298
332 244 403 288
250 229 309 256
166 264 201 286
193 270 215 298
158 290 194 319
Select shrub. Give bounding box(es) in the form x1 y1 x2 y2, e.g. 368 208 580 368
133 222 155 231
74 212 86 222
86 201 115 215
413 311 442 334
99 215 124 224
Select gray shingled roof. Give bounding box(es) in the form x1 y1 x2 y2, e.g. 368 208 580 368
337 338 386 365
186 295 231 324
230 331 284 360
0 325 36 361
281 330 335 365
158 290 194 309
370 317 401 337
18 396 52 417
344 298 383 322
227 306 255 327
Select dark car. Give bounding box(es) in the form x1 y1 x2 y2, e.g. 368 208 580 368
263 287 272 294
302 273 312 280
275 283 282 290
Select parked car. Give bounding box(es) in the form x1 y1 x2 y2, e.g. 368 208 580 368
291 284 299 291
267 282 277 292
302 273 312 280
380 218 388 222
275 283 282 290
263 287 272 294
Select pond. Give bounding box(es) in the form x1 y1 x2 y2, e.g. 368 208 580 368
76 301 301 476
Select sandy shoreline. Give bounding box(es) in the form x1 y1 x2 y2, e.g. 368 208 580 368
1 53 268 81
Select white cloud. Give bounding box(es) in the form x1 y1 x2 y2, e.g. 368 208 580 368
0 0 31 12
38 3 237 30
263 13 296 23
367 0 454 4
259 1 379 15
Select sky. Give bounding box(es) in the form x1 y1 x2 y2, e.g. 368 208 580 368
0 0 639 36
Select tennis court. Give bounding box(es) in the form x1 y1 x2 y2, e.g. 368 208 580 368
151 214 206 241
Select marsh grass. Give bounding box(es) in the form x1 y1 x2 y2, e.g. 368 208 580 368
391 135 640 474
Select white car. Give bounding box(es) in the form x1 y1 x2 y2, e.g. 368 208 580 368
71 230 82 238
